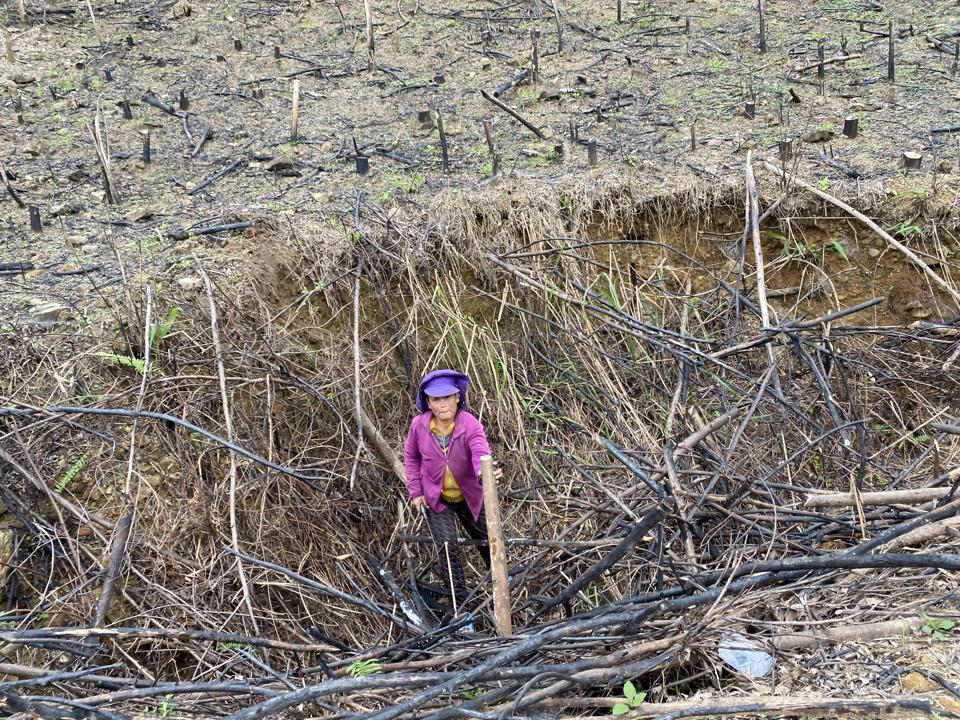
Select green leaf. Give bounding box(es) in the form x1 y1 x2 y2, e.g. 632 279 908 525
633 691 647 705
96 353 147 376
56 454 87 493
831 239 849 262
150 306 181 349
623 681 636 701
612 703 631 715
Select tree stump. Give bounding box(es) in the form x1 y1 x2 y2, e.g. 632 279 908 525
842 115 859 139
902 151 922 169
778 139 794 163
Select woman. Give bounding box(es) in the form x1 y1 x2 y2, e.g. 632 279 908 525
403 369 493 618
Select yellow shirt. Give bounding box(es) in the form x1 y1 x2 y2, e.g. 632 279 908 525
430 417 463 502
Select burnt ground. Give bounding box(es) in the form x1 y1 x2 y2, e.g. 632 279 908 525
2 0 960 329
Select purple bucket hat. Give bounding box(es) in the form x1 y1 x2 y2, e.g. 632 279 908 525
416 369 470 413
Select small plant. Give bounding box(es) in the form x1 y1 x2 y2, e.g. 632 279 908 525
560 195 574 218
348 658 382 677
150 307 180 349
707 57 728 72
921 615 956 641
889 221 924 239
896 186 928 201
389 171 425 194
612 680 646 715
817 177 830 191
158 694 175 718
216 642 248 651
96 353 147 375
56 454 87 493
828 238 849 262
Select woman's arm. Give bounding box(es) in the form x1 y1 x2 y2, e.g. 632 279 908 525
466 419 492 480
403 421 424 500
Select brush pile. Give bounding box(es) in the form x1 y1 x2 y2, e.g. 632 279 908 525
1 170 959 719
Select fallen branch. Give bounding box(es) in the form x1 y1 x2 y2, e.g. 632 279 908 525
792 53 862 73
0 405 334 487
881 517 960 551
775 616 923 650
546 695 938 718
804 487 951 508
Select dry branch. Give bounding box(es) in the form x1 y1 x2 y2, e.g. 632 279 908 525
775 616 924 650
195 255 259 634
805 487 951 507
479 89 546 139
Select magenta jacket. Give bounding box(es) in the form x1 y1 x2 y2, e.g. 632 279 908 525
403 409 491 520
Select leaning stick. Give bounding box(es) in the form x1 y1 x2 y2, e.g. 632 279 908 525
359 409 406 481
480 456 511 636
85 0 104 46
761 160 960 307
480 89 546 139
194 255 260 635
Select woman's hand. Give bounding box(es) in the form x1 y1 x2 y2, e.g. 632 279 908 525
411 496 427 512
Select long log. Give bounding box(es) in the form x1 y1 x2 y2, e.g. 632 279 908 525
804 487 951 508
543 695 938 718
775 616 923 650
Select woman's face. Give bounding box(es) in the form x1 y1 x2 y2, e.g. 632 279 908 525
427 393 459 422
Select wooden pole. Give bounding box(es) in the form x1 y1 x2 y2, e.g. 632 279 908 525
290 79 300 142
480 455 511 636
757 0 766 54
436 108 450 172
887 20 895 82
531 30 540 82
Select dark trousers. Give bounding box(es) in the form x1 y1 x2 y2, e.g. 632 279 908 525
426 501 490 612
